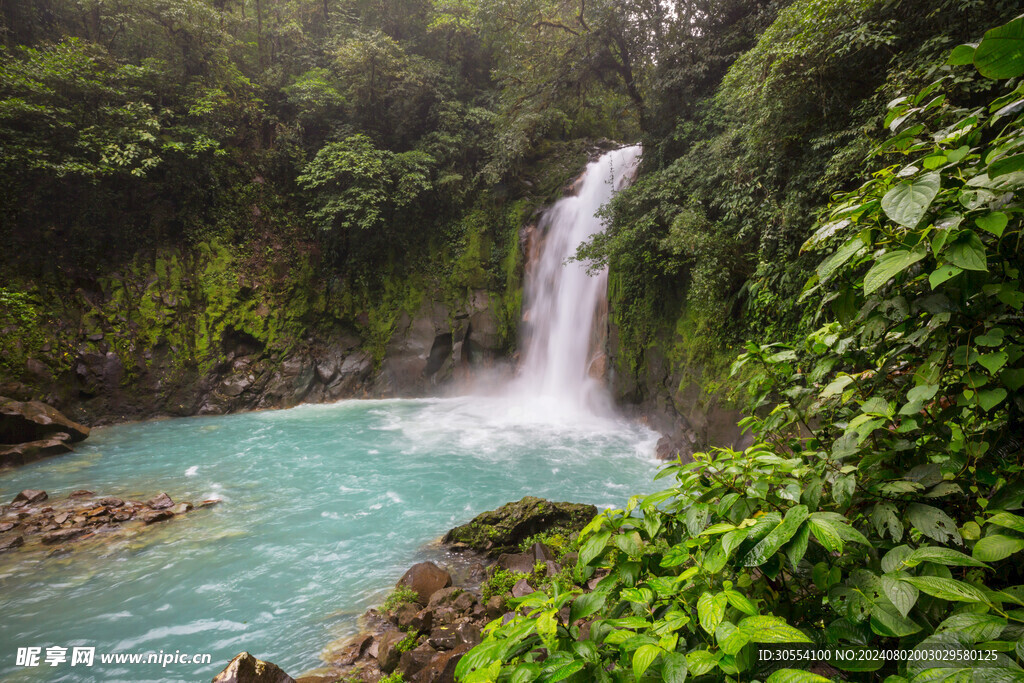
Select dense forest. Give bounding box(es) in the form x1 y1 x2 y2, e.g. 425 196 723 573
4 0 1024 681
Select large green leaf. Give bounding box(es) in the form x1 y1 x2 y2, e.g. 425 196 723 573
570 591 606 623
864 249 926 294
737 615 812 643
882 574 919 617
974 534 1024 562
905 546 989 569
881 172 941 227
685 650 720 676
662 652 688 683
936 613 1007 642
907 504 962 545
987 512 1024 534
974 15 1024 79
742 505 808 566
901 576 989 603
808 517 844 552
632 644 661 679
817 236 866 282
948 43 978 66
697 592 728 634
578 530 611 566
944 230 988 271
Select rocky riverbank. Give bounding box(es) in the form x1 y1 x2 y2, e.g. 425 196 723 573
0 396 91 468
210 497 599 683
0 488 217 554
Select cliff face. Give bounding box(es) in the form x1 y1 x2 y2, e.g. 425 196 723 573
0 237 517 425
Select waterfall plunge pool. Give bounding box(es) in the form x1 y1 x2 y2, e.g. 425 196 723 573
0 397 659 681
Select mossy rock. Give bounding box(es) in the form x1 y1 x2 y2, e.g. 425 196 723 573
442 496 597 557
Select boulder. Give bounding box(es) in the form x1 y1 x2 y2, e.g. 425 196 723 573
426 587 465 611
427 625 458 650
0 396 90 444
443 497 597 556
211 652 296 683
0 432 74 467
511 579 535 599
397 562 452 604
11 489 48 507
145 492 174 510
397 643 437 680
395 605 433 634
485 596 504 619
416 643 471 683
530 542 555 563
376 630 406 673
495 551 536 575
392 602 420 629
99 498 124 507
453 622 481 648
142 510 173 525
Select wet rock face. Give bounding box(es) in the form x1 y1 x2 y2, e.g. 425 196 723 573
0 397 91 468
398 562 453 605
442 496 597 556
211 652 296 683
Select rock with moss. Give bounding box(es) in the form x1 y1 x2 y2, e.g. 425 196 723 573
441 496 596 556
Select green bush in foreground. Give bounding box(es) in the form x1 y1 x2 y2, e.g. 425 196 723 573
456 15 1024 683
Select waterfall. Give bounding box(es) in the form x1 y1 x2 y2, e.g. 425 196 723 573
510 145 642 418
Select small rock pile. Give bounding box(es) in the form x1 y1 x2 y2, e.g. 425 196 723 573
0 488 218 553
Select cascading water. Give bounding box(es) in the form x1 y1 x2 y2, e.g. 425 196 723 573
511 145 642 417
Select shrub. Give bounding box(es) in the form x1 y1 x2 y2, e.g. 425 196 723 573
381 585 420 614
455 18 1024 683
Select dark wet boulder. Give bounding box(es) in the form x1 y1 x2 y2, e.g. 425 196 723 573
211 652 296 683
398 643 437 679
0 396 90 444
442 496 596 556
397 562 452 604
11 489 47 508
417 643 471 683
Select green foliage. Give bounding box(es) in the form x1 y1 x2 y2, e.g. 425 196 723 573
481 568 525 605
395 632 419 654
456 25 1024 683
382 585 421 613
518 529 574 559
379 671 406 683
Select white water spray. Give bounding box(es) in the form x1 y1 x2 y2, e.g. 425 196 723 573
506 145 642 419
